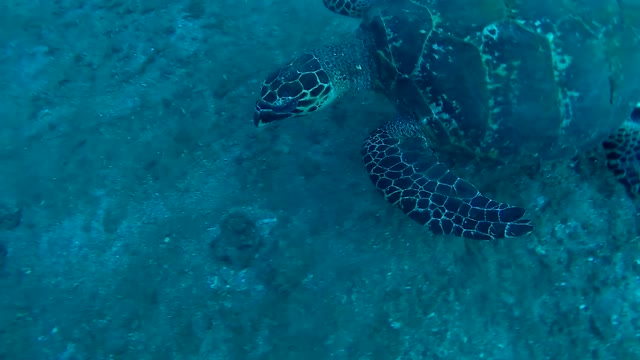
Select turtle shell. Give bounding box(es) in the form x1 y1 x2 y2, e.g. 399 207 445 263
361 0 640 163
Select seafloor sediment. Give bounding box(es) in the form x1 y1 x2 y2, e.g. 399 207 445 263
0 1 638 359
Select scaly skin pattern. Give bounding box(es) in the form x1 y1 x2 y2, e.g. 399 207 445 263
362 115 533 240
603 120 640 195
322 0 372 17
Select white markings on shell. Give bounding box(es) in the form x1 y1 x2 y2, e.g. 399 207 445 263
482 24 499 41
477 23 508 129
534 18 577 128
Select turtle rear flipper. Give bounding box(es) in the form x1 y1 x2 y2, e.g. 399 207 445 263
603 115 640 195
362 115 534 240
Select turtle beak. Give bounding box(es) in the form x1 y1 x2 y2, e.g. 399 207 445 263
253 100 297 127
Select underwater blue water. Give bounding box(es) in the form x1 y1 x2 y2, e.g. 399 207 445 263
0 1 639 359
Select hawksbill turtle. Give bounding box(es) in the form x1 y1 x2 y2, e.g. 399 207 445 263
253 0 640 240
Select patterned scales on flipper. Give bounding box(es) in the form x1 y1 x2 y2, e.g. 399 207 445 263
362 116 534 240
603 119 640 195
322 0 371 17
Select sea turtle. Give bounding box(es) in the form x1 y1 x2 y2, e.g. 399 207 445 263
253 0 640 240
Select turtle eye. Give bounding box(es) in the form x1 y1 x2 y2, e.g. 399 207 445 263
272 97 299 113
256 96 299 113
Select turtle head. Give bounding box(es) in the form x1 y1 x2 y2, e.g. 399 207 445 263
254 53 338 127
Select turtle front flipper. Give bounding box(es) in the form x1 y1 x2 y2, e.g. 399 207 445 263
323 0 372 18
362 115 534 240
603 113 640 195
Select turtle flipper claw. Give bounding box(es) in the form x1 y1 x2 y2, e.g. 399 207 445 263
362 115 534 240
